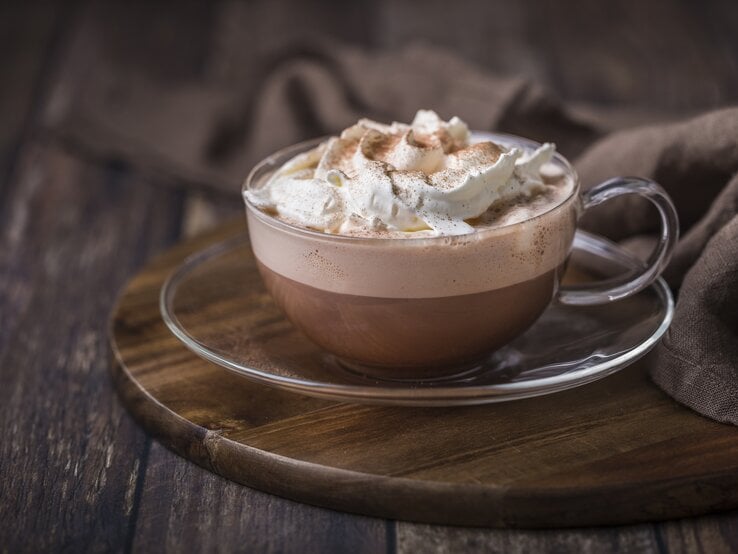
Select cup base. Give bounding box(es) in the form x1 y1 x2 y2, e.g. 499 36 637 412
327 355 491 383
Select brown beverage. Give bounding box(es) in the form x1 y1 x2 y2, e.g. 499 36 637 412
257 261 563 377
244 111 579 377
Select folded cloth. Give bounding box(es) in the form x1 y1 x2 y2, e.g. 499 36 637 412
576 111 738 425
44 39 600 193
44 34 738 425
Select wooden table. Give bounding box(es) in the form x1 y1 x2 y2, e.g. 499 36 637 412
2 1 737 551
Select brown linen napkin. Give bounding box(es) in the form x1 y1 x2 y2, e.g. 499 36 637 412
44 38 738 425
576 110 738 425
44 40 599 193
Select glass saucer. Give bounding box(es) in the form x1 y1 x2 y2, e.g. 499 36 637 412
160 231 673 407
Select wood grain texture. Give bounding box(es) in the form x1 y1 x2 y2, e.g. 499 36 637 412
397 501 738 553
110 222 738 529
0 140 184 551
533 0 738 110
380 0 738 113
131 441 387 554
0 1 62 194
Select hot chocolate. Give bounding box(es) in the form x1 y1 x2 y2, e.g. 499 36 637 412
244 111 579 376
257 262 564 376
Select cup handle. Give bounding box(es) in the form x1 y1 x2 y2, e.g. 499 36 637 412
557 177 679 306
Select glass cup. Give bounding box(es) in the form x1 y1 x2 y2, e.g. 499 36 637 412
243 132 679 379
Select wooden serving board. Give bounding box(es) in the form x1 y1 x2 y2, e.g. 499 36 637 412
110 221 738 528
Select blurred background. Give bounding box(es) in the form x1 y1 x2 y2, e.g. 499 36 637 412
3 1 737 205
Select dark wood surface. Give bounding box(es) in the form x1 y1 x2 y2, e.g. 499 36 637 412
110 222 738 528
2 0 738 551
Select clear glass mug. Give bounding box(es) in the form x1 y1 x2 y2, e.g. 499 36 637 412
243 132 679 379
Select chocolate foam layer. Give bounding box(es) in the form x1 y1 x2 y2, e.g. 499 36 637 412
247 170 578 298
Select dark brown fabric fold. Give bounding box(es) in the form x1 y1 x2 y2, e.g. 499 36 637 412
44 40 599 193
575 112 738 424
654 212 738 424
44 36 738 425
576 109 738 245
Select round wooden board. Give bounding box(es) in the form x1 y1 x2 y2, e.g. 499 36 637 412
110 221 738 528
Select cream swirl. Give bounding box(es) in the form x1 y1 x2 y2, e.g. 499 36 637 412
245 110 556 236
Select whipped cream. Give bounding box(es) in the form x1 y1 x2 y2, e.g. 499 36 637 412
245 110 558 236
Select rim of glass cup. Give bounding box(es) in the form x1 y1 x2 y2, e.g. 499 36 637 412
242 131 582 244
